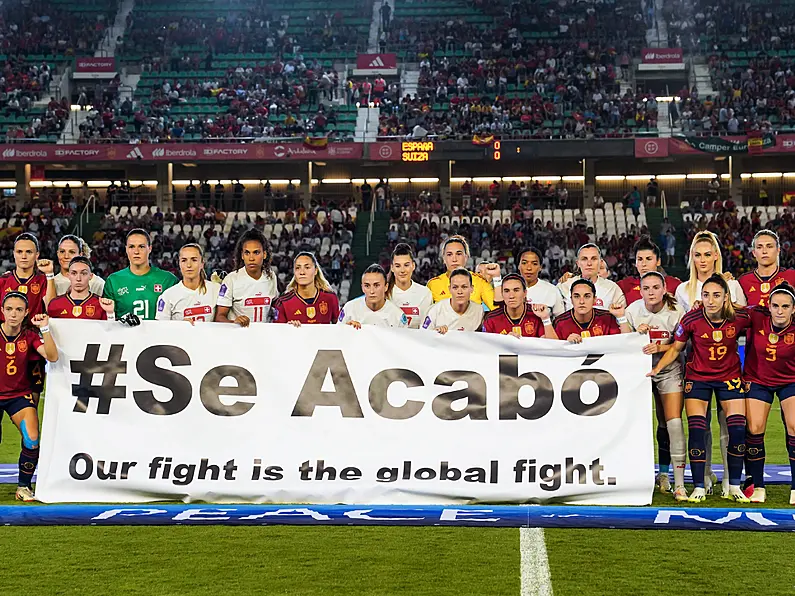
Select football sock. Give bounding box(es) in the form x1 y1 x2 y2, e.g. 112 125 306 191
745 432 766 488
667 417 686 488
657 424 671 473
726 414 747 486
787 434 795 490
18 445 39 488
718 409 729 483
687 415 708 488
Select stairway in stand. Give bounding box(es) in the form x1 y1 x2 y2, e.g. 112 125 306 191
348 211 390 301
645 206 689 280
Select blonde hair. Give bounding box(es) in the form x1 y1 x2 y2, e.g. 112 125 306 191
179 243 208 295
287 251 332 293
685 231 724 308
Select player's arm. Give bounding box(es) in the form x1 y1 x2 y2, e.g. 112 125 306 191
480 276 496 310
102 276 114 300
37 259 56 306
551 290 565 317
99 297 115 321
330 295 340 324
531 304 558 339
608 303 631 333
214 278 249 326
31 314 58 362
731 282 747 307
649 340 686 376
613 285 627 308
155 295 171 321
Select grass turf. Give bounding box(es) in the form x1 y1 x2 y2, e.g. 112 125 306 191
0 407 793 595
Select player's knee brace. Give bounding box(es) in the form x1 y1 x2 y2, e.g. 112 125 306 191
726 414 747 457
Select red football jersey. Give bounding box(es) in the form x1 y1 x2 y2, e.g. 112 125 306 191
0 270 48 318
618 275 682 306
482 305 545 337
0 327 43 399
553 309 621 339
675 309 751 382
49 293 109 320
272 289 340 324
743 307 795 387
738 268 795 308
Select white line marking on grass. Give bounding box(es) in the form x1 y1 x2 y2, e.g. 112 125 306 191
520 527 553 596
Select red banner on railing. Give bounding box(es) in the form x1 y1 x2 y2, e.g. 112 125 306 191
75 57 117 73
634 138 669 158
355 53 397 71
0 143 364 162
640 48 683 64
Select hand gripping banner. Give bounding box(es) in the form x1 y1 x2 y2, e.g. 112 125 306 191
37 321 654 505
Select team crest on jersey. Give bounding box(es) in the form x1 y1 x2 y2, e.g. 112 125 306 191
769 333 780 344
72 306 82 317
30 282 41 294
524 322 535 335
786 334 795 345
594 298 604 306
17 285 27 294
593 326 603 336
18 339 27 353
760 282 770 293
685 382 693 393
5 342 14 355
154 284 163 293
319 301 328 315
727 327 736 338
307 307 316 319
713 330 723 342
86 305 96 317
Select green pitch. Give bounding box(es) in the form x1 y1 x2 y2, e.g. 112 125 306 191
1 411 794 596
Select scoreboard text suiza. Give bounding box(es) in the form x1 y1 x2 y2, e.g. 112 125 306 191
401 141 435 162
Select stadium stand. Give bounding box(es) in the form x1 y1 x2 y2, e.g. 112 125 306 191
0 0 119 141
0 194 76 269
93 204 357 303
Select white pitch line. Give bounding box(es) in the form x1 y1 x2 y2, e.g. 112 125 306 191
520 527 553 596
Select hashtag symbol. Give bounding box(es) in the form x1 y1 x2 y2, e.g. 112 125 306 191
71 344 127 415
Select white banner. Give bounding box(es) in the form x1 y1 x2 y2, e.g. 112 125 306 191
37 321 654 505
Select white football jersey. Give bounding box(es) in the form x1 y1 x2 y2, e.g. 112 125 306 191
558 276 626 310
422 299 484 332
217 268 279 323
156 280 221 322
526 279 566 317
389 281 433 329
675 278 746 312
339 297 408 327
626 299 685 368
54 271 105 296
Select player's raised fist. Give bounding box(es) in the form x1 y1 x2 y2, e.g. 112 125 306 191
531 303 549 319
99 298 115 313
37 259 54 275
31 313 49 328
559 271 575 284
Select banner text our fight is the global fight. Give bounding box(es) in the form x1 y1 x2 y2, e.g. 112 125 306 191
37 321 654 505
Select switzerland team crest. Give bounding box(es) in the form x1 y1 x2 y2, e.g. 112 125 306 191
713 330 723 342
319 301 328 315
30 282 41 294
307 307 316 319
18 339 27 353
154 284 163 293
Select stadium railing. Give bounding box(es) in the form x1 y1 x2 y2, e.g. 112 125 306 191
72 193 98 238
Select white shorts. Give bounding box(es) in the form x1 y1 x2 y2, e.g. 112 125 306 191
653 363 683 394
666 247 675 256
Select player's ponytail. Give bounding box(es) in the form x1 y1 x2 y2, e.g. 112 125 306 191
180 243 207 295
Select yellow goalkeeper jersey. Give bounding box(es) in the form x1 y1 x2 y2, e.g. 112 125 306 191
426 271 496 310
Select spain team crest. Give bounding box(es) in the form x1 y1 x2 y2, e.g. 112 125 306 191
593 326 603 336
761 282 771 293
72 306 83 317
524 322 535 336
30 282 41 294
685 382 693 393
727 326 736 338
307 306 316 319
18 339 27 353
319 301 328 315
86 305 95 317
786 334 795 345
5 342 14 355
713 330 723 342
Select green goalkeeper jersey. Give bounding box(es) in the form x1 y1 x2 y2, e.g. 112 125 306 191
103 266 178 319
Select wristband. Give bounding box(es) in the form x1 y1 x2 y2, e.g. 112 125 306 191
492 276 503 286
616 316 628 324
46 274 55 280
106 313 116 321
542 318 552 326
40 325 50 334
